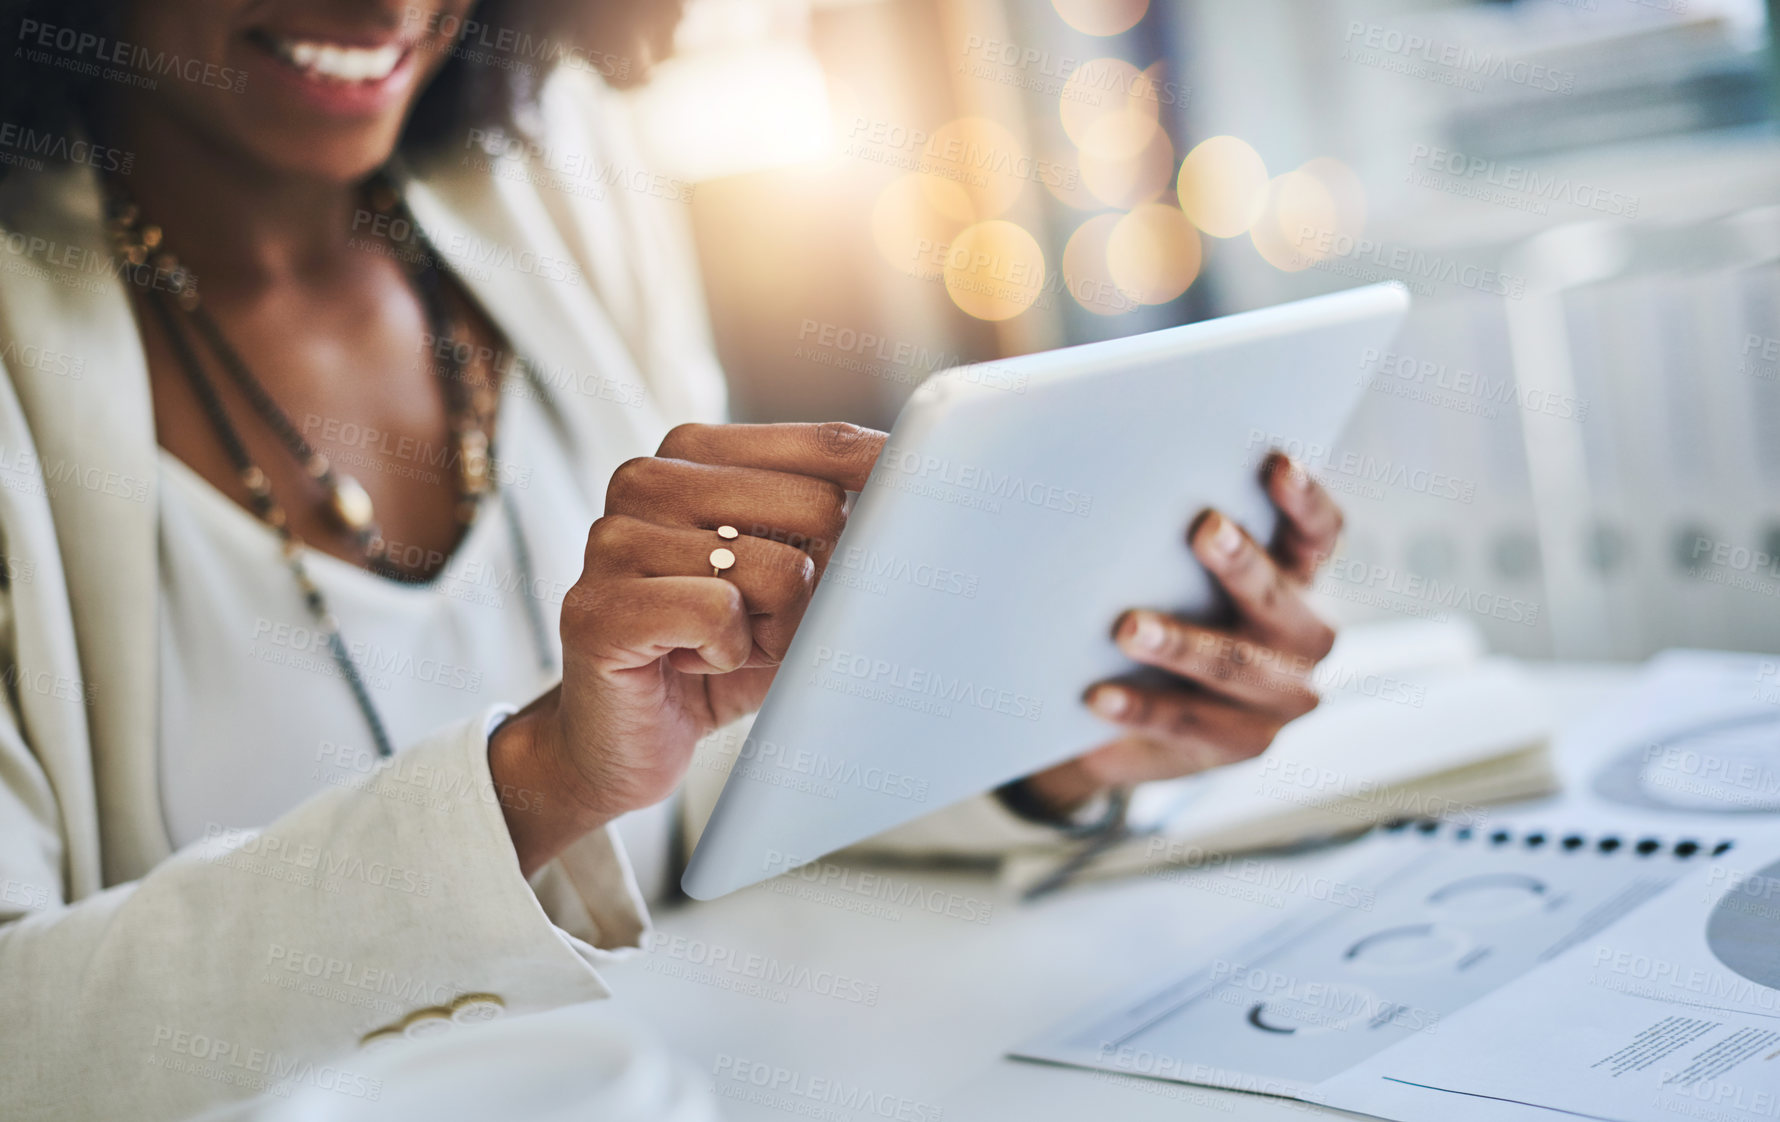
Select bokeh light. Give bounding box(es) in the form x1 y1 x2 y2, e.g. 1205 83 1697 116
1107 203 1201 305
1177 135 1269 238
1051 0 1149 36
871 173 969 279
919 117 1029 222
1080 126 1175 210
631 44 834 182
944 220 1047 321
1250 169 1339 271
1061 59 1160 161
1299 156 1368 244
823 76 865 149
1062 214 1132 317
1042 147 1103 211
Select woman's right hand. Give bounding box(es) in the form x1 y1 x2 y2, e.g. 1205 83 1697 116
488 422 885 876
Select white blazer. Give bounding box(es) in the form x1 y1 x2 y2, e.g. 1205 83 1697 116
0 72 1072 1122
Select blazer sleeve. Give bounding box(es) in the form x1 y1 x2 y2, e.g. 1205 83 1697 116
0 688 651 1122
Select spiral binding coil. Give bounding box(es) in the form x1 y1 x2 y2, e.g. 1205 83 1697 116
1378 817 1734 859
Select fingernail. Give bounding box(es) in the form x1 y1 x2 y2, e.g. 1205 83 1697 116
1207 514 1243 558
1285 459 1311 491
1090 686 1130 718
1128 613 1167 652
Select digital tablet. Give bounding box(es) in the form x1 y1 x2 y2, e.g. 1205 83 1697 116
682 283 1410 899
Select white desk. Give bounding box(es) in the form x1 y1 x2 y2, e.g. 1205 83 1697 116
602 665 1634 1122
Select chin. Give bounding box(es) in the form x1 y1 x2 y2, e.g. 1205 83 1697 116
250 125 409 186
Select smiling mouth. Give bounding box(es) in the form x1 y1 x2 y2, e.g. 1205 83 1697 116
248 29 412 84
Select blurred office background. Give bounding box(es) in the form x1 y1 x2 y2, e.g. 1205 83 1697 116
614 0 1780 661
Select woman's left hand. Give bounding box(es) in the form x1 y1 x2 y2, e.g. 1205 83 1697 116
1017 452 1345 815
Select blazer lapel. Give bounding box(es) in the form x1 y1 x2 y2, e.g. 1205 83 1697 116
0 163 167 880
404 160 670 479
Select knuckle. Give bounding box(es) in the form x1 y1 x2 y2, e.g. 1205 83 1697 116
1229 724 1277 761
1286 689 1321 720
751 643 786 668
560 585 592 624
721 629 753 665
767 545 816 599
1165 745 1210 777
1196 636 1244 682
1166 739 1219 777
584 513 636 555
1258 572 1296 617
1153 620 1191 664
1186 626 1221 656
1224 541 1264 584
560 579 609 628
791 549 818 589
1164 701 1204 736
658 422 709 459
1306 621 1337 660
1228 742 1267 764
708 576 747 621
811 477 849 515
1124 690 1158 728
1075 748 1125 791
1226 637 1258 667
789 476 848 522
817 511 850 554
606 456 661 507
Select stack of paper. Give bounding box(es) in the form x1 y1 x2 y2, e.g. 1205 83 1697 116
1312 825 1780 1122
1009 649 1780 1122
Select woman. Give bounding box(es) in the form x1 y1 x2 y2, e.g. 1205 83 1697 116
0 1 1345 1119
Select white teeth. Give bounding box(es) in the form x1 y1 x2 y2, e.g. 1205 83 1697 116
270 36 402 83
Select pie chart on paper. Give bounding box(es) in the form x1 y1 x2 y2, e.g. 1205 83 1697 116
1592 710 1780 814
1705 858 1780 992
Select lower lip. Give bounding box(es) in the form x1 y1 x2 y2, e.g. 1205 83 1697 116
249 38 420 118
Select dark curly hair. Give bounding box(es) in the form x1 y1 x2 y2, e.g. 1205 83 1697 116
0 0 682 178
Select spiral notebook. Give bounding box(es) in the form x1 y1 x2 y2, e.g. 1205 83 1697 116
1012 819 1742 1100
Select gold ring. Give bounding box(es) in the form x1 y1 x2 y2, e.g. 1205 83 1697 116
711 525 741 576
